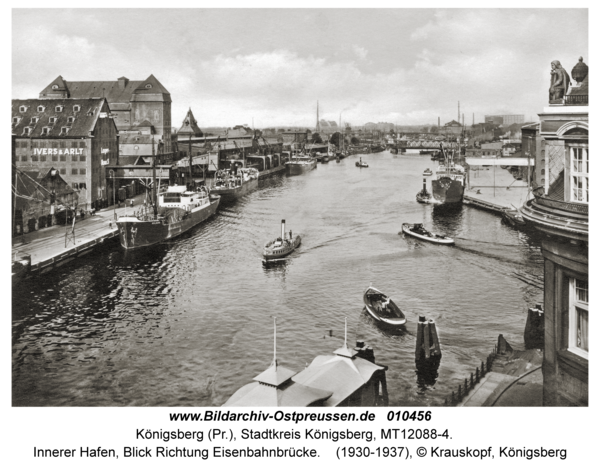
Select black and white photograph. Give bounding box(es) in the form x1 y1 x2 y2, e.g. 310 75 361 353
8 4 592 465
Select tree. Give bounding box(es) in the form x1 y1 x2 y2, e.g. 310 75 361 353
311 132 323 144
351 136 360 145
329 132 343 147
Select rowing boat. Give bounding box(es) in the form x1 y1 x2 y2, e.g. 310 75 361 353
401 223 454 245
363 286 407 327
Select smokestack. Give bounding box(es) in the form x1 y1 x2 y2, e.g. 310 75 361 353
423 178 427 192
281 219 285 240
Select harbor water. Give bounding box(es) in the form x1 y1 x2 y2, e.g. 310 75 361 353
12 151 544 406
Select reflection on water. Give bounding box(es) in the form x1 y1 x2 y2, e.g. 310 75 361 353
12 152 543 406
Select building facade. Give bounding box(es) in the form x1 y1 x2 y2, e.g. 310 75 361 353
39 75 172 154
12 98 118 209
485 114 525 125
521 57 588 406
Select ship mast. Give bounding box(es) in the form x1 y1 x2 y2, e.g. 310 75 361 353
188 134 193 189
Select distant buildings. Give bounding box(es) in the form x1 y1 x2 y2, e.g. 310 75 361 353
484 114 524 125
521 56 588 406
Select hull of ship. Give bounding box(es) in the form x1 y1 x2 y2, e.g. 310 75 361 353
117 197 220 250
258 164 286 179
211 178 258 202
431 178 464 205
286 160 317 176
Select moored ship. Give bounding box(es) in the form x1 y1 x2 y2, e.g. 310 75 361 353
210 167 259 202
285 153 317 176
431 146 465 205
117 186 220 250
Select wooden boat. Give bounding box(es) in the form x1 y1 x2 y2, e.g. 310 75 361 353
401 223 454 245
423 168 433 177
363 286 407 327
263 219 301 260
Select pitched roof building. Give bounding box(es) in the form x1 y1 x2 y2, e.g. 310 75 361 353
39 75 172 153
12 98 118 208
176 108 203 139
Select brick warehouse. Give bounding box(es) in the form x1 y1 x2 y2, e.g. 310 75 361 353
39 75 172 154
12 98 118 209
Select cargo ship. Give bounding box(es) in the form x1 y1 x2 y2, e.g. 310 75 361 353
117 146 220 250
285 153 317 176
431 146 465 205
210 167 258 203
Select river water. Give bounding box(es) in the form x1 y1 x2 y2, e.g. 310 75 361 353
12 151 544 406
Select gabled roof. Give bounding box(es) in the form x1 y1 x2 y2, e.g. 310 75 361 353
177 108 203 137
40 75 171 104
12 98 112 138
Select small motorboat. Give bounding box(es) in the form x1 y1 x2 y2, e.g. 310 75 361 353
402 223 454 245
423 168 433 177
263 219 301 260
355 158 369 168
363 286 407 327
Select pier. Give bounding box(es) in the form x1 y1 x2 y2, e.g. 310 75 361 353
12 194 148 276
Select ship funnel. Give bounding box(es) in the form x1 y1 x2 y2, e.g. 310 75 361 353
281 219 285 240
423 178 427 192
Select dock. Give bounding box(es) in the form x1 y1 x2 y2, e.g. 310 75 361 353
464 166 529 214
12 194 148 276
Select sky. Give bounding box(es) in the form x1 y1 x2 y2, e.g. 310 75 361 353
12 8 589 129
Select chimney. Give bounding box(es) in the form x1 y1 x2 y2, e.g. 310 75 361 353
118 77 129 90
281 219 286 240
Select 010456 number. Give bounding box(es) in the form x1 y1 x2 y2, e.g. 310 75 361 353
387 410 432 422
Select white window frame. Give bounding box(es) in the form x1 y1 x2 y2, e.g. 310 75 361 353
570 146 589 204
60 127 70 136
73 105 81 112
12 117 20 124
41 127 50 136
37 105 45 112
568 277 588 360
67 116 75 124
23 127 31 136
30 117 39 124
55 106 63 112
49 117 57 124
19 106 27 112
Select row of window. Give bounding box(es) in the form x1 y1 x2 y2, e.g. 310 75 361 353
17 104 81 113
22 154 86 162
13 116 77 126
570 148 589 204
16 140 87 148
569 277 588 358
50 168 87 176
21 127 72 136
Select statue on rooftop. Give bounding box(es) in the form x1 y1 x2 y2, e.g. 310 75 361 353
549 60 571 101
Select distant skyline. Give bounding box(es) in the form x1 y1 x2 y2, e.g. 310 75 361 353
12 8 588 128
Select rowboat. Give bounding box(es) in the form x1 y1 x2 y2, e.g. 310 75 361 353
263 219 301 260
423 168 433 176
401 223 454 245
363 286 407 327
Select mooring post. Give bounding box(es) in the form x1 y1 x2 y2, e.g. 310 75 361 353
415 315 426 361
423 321 431 359
457 385 462 401
429 319 441 356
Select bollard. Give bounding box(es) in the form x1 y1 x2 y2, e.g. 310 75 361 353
464 378 468 392
475 367 480 383
470 373 474 389
451 391 455 403
481 361 486 376
457 385 462 401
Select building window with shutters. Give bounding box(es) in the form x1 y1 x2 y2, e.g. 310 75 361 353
570 147 589 203
569 278 588 359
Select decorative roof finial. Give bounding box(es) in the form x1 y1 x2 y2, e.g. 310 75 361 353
571 56 588 85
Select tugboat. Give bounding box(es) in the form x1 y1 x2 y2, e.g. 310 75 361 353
355 157 369 168
210 167 258 203
117 142 220 250
263 219 301 260
416 178 432 204
431 145 465 205
363 286 407 328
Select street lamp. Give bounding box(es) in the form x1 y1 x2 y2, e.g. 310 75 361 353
109 169 116 220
